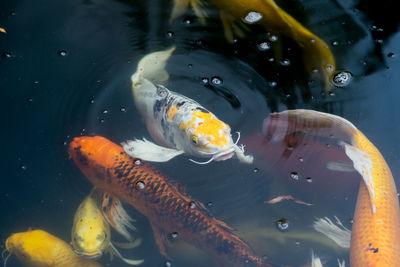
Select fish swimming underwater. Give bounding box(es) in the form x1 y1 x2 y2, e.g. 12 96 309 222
3 229 102 267
124 47 253 164
263 109 400 266
71 191 143 265
69 136 272 267
170 0 336 90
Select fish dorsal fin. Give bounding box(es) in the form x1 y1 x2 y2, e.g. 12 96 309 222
122 138 184 162
101 193 136 241
107 242 144 265
341 141 376 213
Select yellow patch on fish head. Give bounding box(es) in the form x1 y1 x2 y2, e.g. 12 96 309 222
180 110 231 152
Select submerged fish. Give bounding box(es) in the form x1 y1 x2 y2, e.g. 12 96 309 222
71 191 143 265
264 109 400 266
124 47 253 164
170 0 336 90
3 229 101 267
69 136 272 267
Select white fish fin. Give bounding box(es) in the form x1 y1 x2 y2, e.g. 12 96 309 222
341 141 376 213
190 0 207 25
337 258 346 267
312 216 351 249
325 161 355 172
311 249 323 267
233 144 254 164
122 138 184 162
102 193 136 241
113 238 141 249
133 47 175 85
107 243 144 265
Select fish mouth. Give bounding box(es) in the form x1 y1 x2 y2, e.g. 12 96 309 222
72 249 102 259
212 148 236 161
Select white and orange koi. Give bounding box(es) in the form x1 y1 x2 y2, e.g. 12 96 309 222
123 47 253 164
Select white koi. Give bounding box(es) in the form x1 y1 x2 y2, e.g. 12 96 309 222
123 47 253 164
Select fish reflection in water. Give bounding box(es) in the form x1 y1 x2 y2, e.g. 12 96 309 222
69 136 273 267
255 110 400 266
170 0 335 90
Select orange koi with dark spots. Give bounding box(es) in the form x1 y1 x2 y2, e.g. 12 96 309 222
69 136 274 267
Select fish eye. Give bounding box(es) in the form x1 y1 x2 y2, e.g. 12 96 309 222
191 136 198 145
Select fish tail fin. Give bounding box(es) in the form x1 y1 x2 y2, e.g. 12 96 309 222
312 216 351 249
113 238 142 249
107 243 144 265
310 249 324 267
102 193 136 241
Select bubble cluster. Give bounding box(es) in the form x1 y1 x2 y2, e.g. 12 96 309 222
243 12 263 24
332 71 351 87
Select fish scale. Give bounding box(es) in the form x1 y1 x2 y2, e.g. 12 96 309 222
70 136 272 267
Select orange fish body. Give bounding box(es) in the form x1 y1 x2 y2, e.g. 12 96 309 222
264 110 400 266
69 136 272 267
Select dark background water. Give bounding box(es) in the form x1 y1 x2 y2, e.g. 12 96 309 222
1 0 399 266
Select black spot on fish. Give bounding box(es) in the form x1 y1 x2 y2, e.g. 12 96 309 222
176 101 185 107
196 107 209 113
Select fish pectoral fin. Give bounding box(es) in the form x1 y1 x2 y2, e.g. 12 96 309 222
149 222 171 260
341 141 377 213
233 144 254 164
170 0 207 25
122 138 184 162
312 216 351 249
102 193 136 241
107 243 144 265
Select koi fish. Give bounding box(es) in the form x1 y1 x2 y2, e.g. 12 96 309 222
263 109 400 266
69 136 272 267
71 191 143 265
170 0 336 90
123 47 253 164
3 229 102 267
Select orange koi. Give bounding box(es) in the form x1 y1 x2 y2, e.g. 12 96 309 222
264 109 400 266
69 136 274 267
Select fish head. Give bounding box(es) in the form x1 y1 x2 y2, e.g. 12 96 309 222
179 109 236 161
69 136 122 188
5 230 64 265
71 196 110 259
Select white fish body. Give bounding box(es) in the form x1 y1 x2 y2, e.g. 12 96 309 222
124 47 253 164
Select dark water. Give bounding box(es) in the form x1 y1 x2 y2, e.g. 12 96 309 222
1 0 400 266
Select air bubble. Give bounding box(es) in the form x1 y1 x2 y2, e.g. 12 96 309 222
58 50 68 57
290 172 299 180
201 77 209 84
305 177 312 183
253 168 259 173
166 31 174 38
169 232 179 240
2 51 13 58
388 52 395 58
257 41 271 51
280 59 291 66
298 157 303 162
276 218 289 232
102 109 108 114
243 12 263 24
135 181 145 190
120 107 126 112
331 41 339 46
165 261 172 267
183 18 192 25
211 77 223 85
332 71 351 87
134 159 141 165
269 35 278 42
188 201 196 209
20 164 27 171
